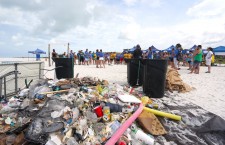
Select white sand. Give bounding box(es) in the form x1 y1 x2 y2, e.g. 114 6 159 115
178 66 225 119
1 58 225 119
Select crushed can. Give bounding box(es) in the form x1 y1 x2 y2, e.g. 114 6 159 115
103 106 110 122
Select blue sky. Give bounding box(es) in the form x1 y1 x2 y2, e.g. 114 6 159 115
0 0 225 57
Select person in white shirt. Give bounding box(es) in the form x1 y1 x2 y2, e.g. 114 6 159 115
205 47 213 73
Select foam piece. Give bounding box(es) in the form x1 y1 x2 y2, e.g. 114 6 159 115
143 107 182 121
105 103 143 145
118 94 142 103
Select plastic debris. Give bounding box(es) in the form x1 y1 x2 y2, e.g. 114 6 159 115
1 76 223 145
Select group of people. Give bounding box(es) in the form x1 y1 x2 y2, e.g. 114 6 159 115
169 44 213 74
132 44 214 74
51 49 133 68
52 44 214 73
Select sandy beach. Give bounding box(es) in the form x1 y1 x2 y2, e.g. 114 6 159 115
1 57 225 119
43 62 225 119
1 58 225 144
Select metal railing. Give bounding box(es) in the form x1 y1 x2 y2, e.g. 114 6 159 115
0 61 44 97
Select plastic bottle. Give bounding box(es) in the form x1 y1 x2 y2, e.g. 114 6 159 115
86 111 98 123
130 124 154 145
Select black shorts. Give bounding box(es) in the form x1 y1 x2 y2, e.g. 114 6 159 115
193 60 201 68
80 57 84 62
96 57 99 60
188 61 191 64
52 58 56 62
170 58 173 62
110 59 113 61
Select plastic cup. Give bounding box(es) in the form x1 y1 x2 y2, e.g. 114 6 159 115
94 106 103 117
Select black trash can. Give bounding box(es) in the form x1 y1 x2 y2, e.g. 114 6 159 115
127 59 144 86
55 58 74 79
143 59 168 98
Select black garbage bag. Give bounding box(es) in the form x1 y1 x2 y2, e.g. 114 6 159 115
105 102 123 113
25 98 72 144
25 118 48 144
196 116 225 145
154 94 225 145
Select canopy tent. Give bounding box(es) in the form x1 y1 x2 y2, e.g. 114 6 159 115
28 48 46 61
213 46 225 56
144 45 160 53
150 45 159 52
163 45 175 53
28 48 46 54
189 45 197 51
128 46 136 53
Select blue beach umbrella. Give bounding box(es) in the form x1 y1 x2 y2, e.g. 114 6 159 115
28 48 46 61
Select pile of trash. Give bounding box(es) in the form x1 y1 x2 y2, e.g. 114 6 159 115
0 77 171 145
1 76 224 145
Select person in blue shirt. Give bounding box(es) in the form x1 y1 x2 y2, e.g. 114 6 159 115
36 54 40 61
96 49 100 68
99 49 105 68
69 50 74 59
84 49 90 65
147 47 153 59
104 53 110 65
172 45 180 70
115 53 120 64
88 51 92 65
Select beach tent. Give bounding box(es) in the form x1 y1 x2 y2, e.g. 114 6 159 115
163 45 175 53
28 48 46 54
28 48 46 61
128 46 136 53
213 46 225 55
189 45 197 51
145 45 160 53
147 45 160 53
150 45 159 52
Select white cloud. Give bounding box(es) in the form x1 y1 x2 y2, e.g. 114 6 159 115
187 0 225 17
11 33 22 42
119 23 140 40
1 0 225 57
123 0 138 6
123 0 163 7
183 0 225 48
